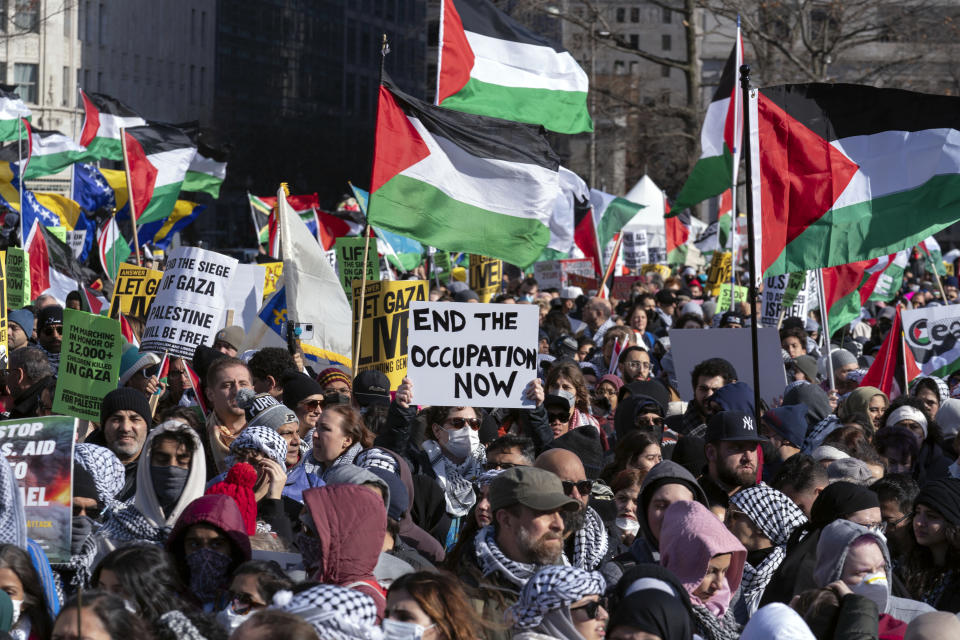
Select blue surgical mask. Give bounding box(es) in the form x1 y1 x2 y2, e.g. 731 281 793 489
382 619 435 640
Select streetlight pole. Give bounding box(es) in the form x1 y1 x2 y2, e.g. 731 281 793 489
589 27 596 187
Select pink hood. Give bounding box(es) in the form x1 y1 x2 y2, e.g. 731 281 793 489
659 500 746 616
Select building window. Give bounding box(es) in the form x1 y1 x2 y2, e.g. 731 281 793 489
662 7 672 23
98 3 105 45
14 0 39 32
615 7 625 23
191 9 196 44
629 61 638 74
189 65 195 103
614 60 625 75
63 3 71 36
661 65 670 78
0 0 6 33
629 34 638 49
201 11 206 47
199 66 205 103
661 34 671 50
13 63 37 103
630 7 639 22
62 66 70 105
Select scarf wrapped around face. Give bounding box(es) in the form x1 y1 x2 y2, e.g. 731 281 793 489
422 440 484 517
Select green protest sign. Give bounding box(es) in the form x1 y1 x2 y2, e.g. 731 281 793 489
716 284 748 309
5 248 29 309
336 237 378 297
53 309 122 422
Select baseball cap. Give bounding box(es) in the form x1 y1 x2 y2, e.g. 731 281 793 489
214 325 245 351
720 311 744 327
488 466 580 513
353 370 391 407
705 411 767 443
655 289 677 305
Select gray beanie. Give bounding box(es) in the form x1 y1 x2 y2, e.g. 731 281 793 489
322 465 390 514
827 457 873 485
237 388 298 431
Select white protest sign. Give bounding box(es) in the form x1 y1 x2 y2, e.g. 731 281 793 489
761 272 812 327
65 230 86 259
622 231 648 270
141 247 238 358
903 305 960 377
225 263 266 330
407 302 538 408
669 327 786 407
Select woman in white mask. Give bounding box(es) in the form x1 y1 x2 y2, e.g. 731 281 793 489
0 544 53 640
215 559 294 633
384 571 483 640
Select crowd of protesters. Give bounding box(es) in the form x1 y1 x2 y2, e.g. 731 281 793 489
0 254 959 640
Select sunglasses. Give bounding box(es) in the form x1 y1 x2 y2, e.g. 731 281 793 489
444 417 481 430
142 365 160 378
562 480 593 496
224 591 266 615
300 399 323 411
484 461 521 471
73 504 102 520
42 325 63 336
570 597 606 619
547 411 571 423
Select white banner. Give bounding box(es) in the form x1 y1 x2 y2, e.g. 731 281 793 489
622 231 647 270
761 272 812 327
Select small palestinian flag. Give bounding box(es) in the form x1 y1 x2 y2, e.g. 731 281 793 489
78 284 108 316
0 85 30 142
24 220 90 303
666 207 692 264
368 81 560 269
79 90 146 161
918 235 946 277
178 123 228 198
121 123 196 225
822 253 897 335
184 360 208 414
869 251 909 303
23 128 92 179
119 312 139 348
98 217 131 281
589 189 644 257
436 0 591 134
670 27 742 214
860 306 920 398
751 83 960 278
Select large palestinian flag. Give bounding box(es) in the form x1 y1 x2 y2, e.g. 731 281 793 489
670 29 742 214
120 123 196 226
753 83 960 278
436 0 591 134
368 82 560 268
79 90 146 161
822 253 897 335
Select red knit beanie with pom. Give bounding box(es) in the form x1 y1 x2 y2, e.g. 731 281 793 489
206 462 258 535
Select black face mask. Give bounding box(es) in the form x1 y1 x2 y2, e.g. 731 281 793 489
151 465 189 514
747 545 776 568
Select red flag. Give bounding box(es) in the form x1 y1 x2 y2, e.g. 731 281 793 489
860 306 920 397
574 205 602 276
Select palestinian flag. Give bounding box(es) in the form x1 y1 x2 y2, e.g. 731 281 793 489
368 82 560 269
183 359 207 413
752 83 960 278
0 86 31 142
860 305 920 398
22 129 92 179
177 123 228 198
869 250 909 303
136 200 205 251
585 189 644 274
822 253 897 335
694 190 733 255
120 123 196 225
98 216 131 281
918 235 946 276
24 220 91 303
670 28 742 214
78 284 108 315
666 207 692 264
0 120 32 183
351 184 423 271
436 0 591 134
119 312 139 348
78 90 146 161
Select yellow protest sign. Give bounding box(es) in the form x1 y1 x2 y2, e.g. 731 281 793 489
352 280 427 390
262 262 283 297
469 254 503 303
706 252 732 295
641 264 672 281
108 263 163 318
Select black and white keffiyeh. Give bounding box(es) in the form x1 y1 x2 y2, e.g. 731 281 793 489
74 443 125 508
571 506 609 571
802 414 841 454
692 603 742 640
355 447 399 474
96 501 169 546
0 450 26 548
476 469 504 488
303 441 364 480
227 425 287 468
158 611 207 640
422 439 484 517
509 565 605 629
730 483 807 616
475 525 539 588
273 585 382 640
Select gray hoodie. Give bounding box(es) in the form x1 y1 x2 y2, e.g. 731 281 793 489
814 519 934 623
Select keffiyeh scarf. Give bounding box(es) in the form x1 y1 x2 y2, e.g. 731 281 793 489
509 565 605 629
355 448 399 474
802 414 841 454
475 525 538 589
730 484 807 616
97 501 169 546
158 611 207 640
303 441 363 480
422 439 484 517
692 603 742 640
274 584 382 640
0 451 26 548
571 506 609 571
227 425 288 468
74 443 125 508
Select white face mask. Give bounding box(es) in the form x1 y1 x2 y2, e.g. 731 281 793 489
10 598 21 626
850 571 889 613
443 424 478 460
382 619 435 640
216 604 251 632
615 517 640 537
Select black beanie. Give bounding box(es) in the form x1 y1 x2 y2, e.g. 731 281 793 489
916 479 960 527
810 480 880 529
72 465 100 506
99 388 152 428
546 427 604 480
281 370 325 409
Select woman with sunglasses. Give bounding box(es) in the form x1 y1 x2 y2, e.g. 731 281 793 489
509 565 607 640
118 345 164 398
215 559 292 633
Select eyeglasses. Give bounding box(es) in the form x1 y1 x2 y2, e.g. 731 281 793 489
547 411 571 424
484 461 521 471
886 512 912 529
570 597 606 620
42 325 63 336
622 361 651 370
562 480 593 496
862 521 887 534
444 417 481 430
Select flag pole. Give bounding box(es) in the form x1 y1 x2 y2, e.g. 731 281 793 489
598 232 623 297
817 267 836 392
355 33 390 377
17 117 23 248
246 191 262 247
727 17 743 313
898 305 909 391
739 64 761 417
922 247 949 302
119 127 142 266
